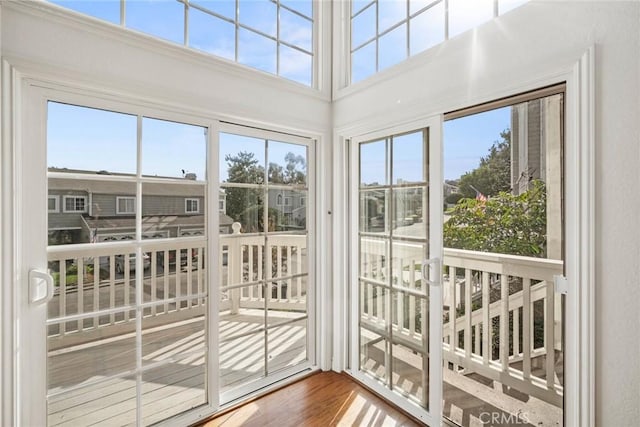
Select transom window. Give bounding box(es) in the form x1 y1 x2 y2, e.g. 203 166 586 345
49 0 315 86
351 0 528 83
185 198 200 213
62 195 87 213
116 196 136 215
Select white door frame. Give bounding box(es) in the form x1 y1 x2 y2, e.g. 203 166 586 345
346 115 444 425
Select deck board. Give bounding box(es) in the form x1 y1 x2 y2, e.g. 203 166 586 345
48 309 560 426
47 309 307 426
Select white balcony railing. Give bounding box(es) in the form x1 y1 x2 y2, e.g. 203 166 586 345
46 226 307 350
358 238 564 408
47 232 561 407
442 248 564 407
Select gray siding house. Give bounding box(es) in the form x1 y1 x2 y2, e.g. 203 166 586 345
48 172 233 245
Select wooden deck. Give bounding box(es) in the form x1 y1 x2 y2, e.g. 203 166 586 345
47 309 307 427
47 313 560 427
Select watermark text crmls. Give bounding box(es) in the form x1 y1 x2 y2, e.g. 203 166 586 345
478 411 530 425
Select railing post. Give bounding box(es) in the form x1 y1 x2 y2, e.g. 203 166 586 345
229 222 242 315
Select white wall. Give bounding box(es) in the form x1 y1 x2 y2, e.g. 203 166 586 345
334 1 640 425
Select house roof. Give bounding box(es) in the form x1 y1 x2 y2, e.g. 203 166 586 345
49 176 207 197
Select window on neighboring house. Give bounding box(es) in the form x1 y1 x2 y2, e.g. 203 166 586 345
185 198 200 214
116 196 136 215
49 0 315 87
219 199 226 213
48 195 59 213
277 194 284 205
63 195 87 213
350 0 528 84
284 196 291 206
300 197 306 206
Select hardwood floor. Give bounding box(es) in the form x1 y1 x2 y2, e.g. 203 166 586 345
200 371 423 427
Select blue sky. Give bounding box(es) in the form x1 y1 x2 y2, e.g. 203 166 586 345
48 103 308 183
48 102 207 180
444 107 510 180
219 133 308 182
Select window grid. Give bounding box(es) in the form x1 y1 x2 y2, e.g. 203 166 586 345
351 0 515 83
63 195 87 213
116 196 136 215
50 0 314 86
185 198 200 214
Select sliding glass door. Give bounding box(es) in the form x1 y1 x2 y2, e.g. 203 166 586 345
349 118 443 425
17 87 315 426
217 124 314 403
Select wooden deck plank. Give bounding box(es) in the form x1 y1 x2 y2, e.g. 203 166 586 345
48 308 561 427
47 310 308 426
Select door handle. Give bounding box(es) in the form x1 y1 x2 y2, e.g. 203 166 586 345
29 269 55 305
422 257 441 287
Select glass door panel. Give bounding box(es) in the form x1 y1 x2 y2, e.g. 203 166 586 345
218 127 313 403
442 91 565 426
45 102 209 426
352 123 442 424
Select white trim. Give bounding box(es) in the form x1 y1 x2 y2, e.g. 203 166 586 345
184 198 200 214
208 120 221 411
61 195 87 213
115 195 135 215
1 57 18 427
219 121 313 146
47 195 59 213
563 47 596 427
345 115 443 425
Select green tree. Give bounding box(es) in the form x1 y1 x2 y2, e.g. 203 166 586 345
445 193 464 205
444 180 547 257
224 150 306 232
268 152 306 185
458 130 511 198
224 151 264 232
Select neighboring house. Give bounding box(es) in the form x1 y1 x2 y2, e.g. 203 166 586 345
269 189 307 229
510 96 563 259
443 181 459 197
48 170 233 245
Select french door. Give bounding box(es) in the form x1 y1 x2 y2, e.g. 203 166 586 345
349 117 443 425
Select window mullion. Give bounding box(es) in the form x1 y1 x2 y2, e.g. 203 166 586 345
184 0 189 46
375 0 379 72
277 1 281 76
